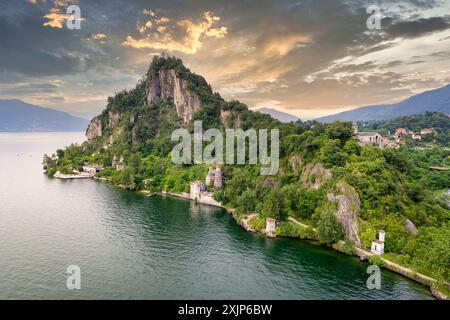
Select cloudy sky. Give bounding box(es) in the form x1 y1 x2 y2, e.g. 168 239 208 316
1 0 450 119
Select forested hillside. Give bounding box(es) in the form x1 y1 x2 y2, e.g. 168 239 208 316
43 56 450 285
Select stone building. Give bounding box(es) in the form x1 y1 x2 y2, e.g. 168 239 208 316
112 155 126 171
205 166 222 188
357 132 384 148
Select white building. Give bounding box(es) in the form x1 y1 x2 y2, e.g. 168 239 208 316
82 164 103 174
190 180 206 200
265 217 276 237
371 230 385 255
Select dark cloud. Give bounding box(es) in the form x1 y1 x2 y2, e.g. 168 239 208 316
0 0 449 118
386 17 450 38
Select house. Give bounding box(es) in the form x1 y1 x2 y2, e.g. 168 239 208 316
357 132 384 148
420 128 435 135
382 138 399 149
265 217 276 237
411 133 422 140
190 180 206 200
371 230 385 255
395 128 409 137
82 164 103 174
205 166 223 188
83 166 97 174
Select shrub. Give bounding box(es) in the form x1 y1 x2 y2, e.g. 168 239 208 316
369 255 385 267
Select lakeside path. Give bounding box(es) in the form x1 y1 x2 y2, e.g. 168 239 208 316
290 216 448 299
288 216 446 299
288 216 316 231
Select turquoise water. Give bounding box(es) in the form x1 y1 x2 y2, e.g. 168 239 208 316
0 133 433 299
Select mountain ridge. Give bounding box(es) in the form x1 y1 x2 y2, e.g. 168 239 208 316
0 99 89 132
315 84 450 122
255 108 299 123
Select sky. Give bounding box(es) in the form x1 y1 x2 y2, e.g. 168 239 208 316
1 0 450 120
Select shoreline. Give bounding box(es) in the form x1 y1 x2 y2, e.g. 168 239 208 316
158 190 448 300
93 176 448 299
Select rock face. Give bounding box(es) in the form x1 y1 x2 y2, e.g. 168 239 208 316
289 155 302 173
86 116 102 140
147 69 201 123
327 181 362 248
220 109 242 128
301 163 332 189
108 111 122 128
405 218 419 235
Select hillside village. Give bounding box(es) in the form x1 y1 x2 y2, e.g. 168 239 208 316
355 123 439 149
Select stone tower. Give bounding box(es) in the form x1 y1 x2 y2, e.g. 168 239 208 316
206 167 215 186
214 166 222 188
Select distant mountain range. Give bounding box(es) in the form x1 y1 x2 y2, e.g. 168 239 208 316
0 99 89 132
255 107 300 123
316 84 450 123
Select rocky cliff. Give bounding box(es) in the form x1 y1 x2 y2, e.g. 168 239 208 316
300 163 332 189
86 68 201 144
148 68 201 123
327 181 362 247
86 116 102 140
84 56 277 149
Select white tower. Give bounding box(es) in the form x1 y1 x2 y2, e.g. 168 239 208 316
379 230 385 242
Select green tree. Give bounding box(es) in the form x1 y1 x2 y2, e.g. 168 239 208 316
262 188 287 220
314 204 344 245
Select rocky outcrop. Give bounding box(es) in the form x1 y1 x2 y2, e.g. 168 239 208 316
147 68 201 123
108 111 122 128
220 109 242 128
131 126 138 146
300 163 332 189
86 116 102 141
327 181 362 248
220 109 230 126
405 218 418 235
289 155 302 173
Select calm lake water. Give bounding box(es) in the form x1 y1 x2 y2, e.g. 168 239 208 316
0 133 433 299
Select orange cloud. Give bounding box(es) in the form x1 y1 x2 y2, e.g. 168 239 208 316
43 8 71 28
123 11 228 54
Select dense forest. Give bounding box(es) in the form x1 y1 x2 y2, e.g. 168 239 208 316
43 56 450 287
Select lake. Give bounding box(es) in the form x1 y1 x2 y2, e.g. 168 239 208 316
0 133 433 299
